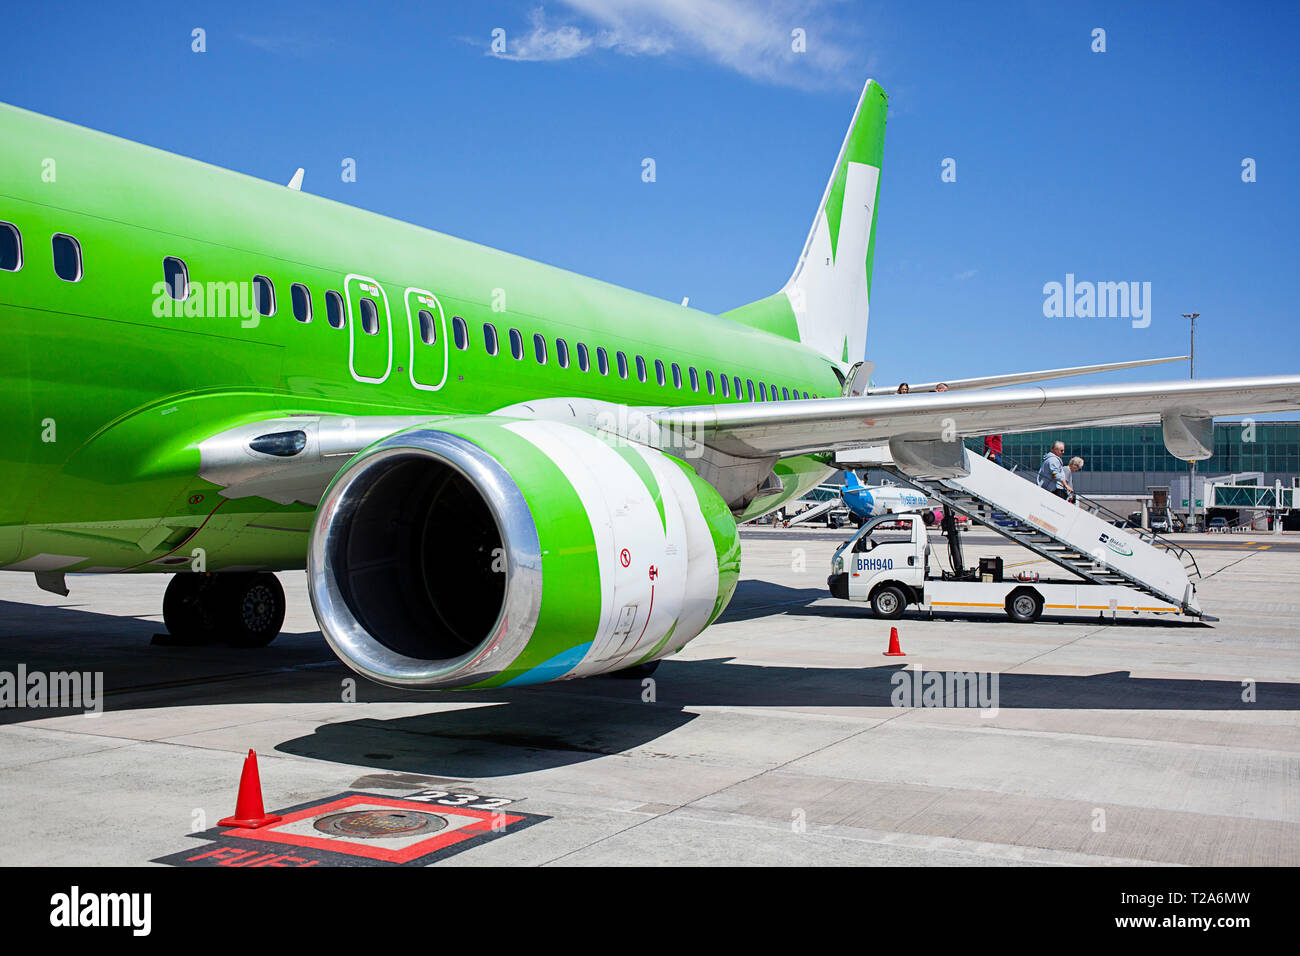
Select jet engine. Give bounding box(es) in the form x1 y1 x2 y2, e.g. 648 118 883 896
307 417 741 689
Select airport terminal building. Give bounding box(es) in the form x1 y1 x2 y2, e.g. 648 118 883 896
982 422 1300 527
991 422 1300 494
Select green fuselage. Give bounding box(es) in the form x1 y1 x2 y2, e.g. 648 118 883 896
0 103 841 574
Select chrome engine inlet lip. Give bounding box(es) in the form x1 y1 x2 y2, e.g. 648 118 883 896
308 429 542 689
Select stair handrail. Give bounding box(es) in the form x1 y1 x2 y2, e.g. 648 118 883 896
980 448 1201 578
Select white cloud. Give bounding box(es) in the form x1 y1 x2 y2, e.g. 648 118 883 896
490 1 867 89
954 269 978 281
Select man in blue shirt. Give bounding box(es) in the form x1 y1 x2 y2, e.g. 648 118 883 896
1037 441 1069 499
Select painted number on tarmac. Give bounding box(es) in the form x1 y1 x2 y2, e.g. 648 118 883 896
403 788 516 810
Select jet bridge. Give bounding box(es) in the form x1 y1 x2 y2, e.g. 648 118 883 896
882 449 1203 616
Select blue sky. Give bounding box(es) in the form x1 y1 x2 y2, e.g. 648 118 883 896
2 0 1296 389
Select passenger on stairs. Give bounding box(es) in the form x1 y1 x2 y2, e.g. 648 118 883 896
1037 441 1069 499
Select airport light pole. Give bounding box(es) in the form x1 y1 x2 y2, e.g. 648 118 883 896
1182 313 1200 531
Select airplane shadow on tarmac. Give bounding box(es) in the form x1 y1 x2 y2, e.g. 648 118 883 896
0 595 1293 779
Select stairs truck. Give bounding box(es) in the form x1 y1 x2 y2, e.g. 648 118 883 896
826 448 1206 623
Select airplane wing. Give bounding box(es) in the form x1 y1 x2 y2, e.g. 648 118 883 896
655 374 1300 461
864 355 1188 395
194 374 1300 511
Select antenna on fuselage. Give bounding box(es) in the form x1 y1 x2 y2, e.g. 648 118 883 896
287 168 305 191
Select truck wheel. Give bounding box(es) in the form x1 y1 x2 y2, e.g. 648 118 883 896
1005 588 1043 623
871 585 907 620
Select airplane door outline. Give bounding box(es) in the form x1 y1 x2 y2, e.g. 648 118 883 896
404 287 449 391
344 273 393 384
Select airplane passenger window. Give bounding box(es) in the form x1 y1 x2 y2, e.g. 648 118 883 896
51 234 82 282
757 382 766 401
291 283 312 322
654 359 665 386
746 379 755 401
253 275 276 317
556 338 569 368
163 256 188 300
733 376 742 399
704 370 714 395
687 366 697 391
358 296 378 334
509 328 523 359
636 356 648 383
325 290 345 328
483 322 499 356
534 333 547 364
0 222 21 271
452 315 468 349
418 309 437 345
719 373 729 398
782 387 790 401
576 342 590 372
616 351 628 379
597 347 609 375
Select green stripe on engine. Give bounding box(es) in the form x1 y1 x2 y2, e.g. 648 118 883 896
439 418 602 689
668 457 741 627
635 619 677 666
614 444 666 533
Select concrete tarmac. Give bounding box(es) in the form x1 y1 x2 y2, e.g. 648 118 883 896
0 529 1296 866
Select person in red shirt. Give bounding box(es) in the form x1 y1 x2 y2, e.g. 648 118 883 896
983 433 1003 466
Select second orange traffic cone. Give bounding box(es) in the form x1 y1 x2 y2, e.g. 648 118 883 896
883 626 906 656
218 749 282 829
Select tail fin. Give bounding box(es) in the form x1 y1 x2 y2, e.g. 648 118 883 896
722 79 887 368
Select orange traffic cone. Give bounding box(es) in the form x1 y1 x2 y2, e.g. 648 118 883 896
218 749 283 829
883 626 906 656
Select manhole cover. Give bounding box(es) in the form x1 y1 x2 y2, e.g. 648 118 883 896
313 809 447 839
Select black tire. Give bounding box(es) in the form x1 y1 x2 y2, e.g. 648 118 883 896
162 573 221 643
871 585 907 620
1005 588 1043 624
610 660 660 679
219 572 286 647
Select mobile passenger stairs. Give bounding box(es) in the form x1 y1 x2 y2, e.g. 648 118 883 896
784 493 844 527
863 447 1207 621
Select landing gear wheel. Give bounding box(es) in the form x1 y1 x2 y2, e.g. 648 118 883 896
1005 588 1043 624
219 572 286 647
871 585 907 620
162 573 222 643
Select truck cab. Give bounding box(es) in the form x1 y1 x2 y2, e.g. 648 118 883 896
828 512 928 617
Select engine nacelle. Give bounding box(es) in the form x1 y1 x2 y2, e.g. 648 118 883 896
308 417 741 689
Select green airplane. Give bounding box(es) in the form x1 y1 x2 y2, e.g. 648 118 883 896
2 80 1297 688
